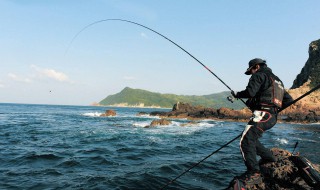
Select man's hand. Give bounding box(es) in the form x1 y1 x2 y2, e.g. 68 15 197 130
231 90 238 98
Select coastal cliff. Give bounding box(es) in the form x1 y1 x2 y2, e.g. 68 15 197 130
292 39 320 89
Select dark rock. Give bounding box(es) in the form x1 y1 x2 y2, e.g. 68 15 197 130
100 109 116 116
225 148 320 190
149 111 168 117
136 112 149 116
149 119 172 127
172 101 203 111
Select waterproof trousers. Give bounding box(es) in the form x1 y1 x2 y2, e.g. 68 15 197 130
240 110 277 173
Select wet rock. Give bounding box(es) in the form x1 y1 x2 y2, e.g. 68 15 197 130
145 95 320 123
149 111 168 117
225 148 320 190
100 109 116 117
149 102 251 121
148 119 172 127
136 112 149 116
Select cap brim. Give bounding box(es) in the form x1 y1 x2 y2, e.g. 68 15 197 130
245 65 254 75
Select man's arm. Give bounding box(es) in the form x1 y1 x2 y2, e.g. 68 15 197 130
234 73 266 98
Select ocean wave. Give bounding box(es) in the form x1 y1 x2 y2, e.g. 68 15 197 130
22 153 63 161
135 114 160 119
132 120 218 129
292 137 318 143
82 112 102 117
141 121 219 136
56 159 82 167
276 138 289 144
132 121 151 128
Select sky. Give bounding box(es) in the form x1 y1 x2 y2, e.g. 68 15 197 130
0 0 319 105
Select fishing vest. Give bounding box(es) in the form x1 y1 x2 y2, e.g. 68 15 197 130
245 70 285 110
256 71 285 108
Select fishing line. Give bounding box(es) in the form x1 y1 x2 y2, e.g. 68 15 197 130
66 18 246 104
160 83 320 190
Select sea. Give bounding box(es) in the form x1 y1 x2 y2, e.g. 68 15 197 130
0 103 319 190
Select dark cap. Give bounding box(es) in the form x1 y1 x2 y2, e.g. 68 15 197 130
245 58 266 75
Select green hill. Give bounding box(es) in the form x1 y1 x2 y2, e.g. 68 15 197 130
99 87 245 109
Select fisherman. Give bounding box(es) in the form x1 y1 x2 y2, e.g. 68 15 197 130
231 58 293 185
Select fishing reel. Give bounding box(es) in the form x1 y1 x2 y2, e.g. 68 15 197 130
227 96 235 103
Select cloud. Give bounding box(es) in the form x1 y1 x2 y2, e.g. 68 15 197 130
30 65 71 82
7 73 32 83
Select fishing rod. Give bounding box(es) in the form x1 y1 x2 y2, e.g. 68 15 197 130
279 83 320 112
66 18 246 105
160 83 320 190
68 19 320 188
291 142 299 155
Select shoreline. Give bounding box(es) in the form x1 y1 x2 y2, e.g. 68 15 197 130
156 114 320 125
146 102 320 124
92 104 171 109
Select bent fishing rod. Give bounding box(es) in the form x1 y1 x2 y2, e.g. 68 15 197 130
66 18 246 105
160 83 320 190
68 19 320 189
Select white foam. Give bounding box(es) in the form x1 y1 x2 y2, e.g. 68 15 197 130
136 115 160 119
197 122 216 127
276 138 289 144
144 121 218 136
146 136 163 143
132 122 150 128
82 112 102 117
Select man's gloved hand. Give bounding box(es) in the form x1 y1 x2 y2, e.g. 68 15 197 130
231 90 238 98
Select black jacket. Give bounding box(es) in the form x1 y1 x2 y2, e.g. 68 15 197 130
236 66 293 109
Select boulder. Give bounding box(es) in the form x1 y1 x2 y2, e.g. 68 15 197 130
100 109 116 117
225 148 320 190
149 111 168 117
172 102 204 112
149 119 172 127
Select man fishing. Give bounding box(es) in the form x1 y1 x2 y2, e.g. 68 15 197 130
231 58 293 185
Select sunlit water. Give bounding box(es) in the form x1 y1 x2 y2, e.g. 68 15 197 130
0 103 319 190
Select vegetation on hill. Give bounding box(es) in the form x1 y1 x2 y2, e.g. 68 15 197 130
99 87 245 109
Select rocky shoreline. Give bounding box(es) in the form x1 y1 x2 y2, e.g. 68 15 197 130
140 81 319 124
144 102 318 125
99 81 319 124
